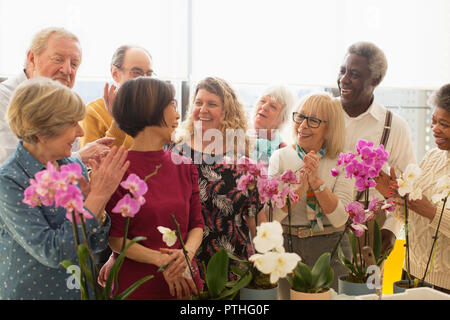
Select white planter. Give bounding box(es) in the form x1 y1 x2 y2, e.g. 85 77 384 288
356 287 450 300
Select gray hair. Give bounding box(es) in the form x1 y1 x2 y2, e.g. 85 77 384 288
259 85 296 128
428 83 450 113
111 45 153 68
348 41 388 84
24 27 80 68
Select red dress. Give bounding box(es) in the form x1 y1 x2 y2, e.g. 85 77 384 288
106 150 204 299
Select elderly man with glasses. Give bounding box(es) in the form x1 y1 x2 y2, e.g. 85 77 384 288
80 45 154 149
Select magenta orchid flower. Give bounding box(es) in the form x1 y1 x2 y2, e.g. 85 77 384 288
278 170 297 184
111 194 141 218
60 163 82 184
237 173 256 192
121 173 148 198
346 201 366 224
350 223 368 237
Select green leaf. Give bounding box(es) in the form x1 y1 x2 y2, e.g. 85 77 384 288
105 236 147 299
311 252 331 288
295 261 312 286
292 270 307 292
206 249 228 298
114 275 154 300
373 219 381 261
348 231 357 262
323 267 334 289
216 272 252 300
60 260 74 269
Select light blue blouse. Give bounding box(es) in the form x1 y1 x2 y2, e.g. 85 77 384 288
0 142 110 300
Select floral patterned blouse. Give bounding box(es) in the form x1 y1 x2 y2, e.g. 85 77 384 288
170 143 262 275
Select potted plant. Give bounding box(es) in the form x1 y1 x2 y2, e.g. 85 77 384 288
330 139 392 296
23 162 158 299
230 221 300 300
287 252 334 300
392 170 448 293
159 215 252 300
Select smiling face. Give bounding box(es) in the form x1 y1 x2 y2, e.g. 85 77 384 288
27 34 82 88
40 122 84 160
112 47 153 87
337 53 378 113
254 95 283 131
294 104 328 153
160 100 180 143
431 107 450 150
192 89 224 133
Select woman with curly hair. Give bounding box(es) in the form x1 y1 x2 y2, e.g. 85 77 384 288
171 77 263 278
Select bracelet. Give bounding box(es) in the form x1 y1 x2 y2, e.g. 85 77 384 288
99 211 107 226
313 183 326 193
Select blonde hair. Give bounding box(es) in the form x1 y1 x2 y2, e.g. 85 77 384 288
24 27 81 68
178 77 250 156
8 78 85 143
293 92 345 158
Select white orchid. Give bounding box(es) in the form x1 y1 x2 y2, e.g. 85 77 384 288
431 175 450 204
403 163 422 183
249 251 301 284
397 178 413 197
157 226 177 247
397 163 423 199
253 221 284 254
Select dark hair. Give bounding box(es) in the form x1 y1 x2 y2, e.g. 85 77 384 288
112 77 175 137
429 83 450 113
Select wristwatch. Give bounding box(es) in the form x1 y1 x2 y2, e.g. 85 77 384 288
313 183 326 193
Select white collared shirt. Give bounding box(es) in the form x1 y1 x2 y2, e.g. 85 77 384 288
344 100 416 236
0 71 28 164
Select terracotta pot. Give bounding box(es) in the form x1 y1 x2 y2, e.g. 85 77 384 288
289 288 331 300
240 285 278 300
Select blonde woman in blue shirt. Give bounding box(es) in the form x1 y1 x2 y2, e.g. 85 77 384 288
0 78 129 300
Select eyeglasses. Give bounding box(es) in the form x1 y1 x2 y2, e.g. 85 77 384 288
292 112 325 128
115 65 155 77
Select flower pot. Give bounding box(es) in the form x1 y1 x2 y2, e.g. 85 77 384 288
290 288 331 300
338 275 376 296
393 280 433 294
240 285 278 300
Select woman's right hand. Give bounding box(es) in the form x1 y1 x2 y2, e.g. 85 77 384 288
159 252 197 299
88 146 129 200
97 254 116 287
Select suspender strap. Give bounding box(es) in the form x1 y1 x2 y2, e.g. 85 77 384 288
355 109 393 202
380 110 393 148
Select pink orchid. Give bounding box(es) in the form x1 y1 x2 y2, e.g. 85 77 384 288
65 209 93 224
350 223 368 237
121 173 148 198
355 177 376 192
55 184 85 213
330 168 340 177
381 197 396 213
278 170 297 184
112 194 141 218
236 156 257 173
237 173 256 192
23 184 40 207
60 163 82 185
257 177 280 204
346 201 366 224
356 140 374 155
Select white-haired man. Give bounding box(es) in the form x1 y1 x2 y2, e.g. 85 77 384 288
0 27 113 165
337 41 416 256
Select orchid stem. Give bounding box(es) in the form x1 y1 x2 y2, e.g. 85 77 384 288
330 219 352 260
420 196 447 286
404 197 412 287
170 214 201 296
71 211 88 300
287 197 293 253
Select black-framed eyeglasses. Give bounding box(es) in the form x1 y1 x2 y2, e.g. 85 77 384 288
114 65 155 77
292 112 325 128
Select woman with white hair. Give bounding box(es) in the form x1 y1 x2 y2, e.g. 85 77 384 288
253 85 295 162
268 92 353 294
